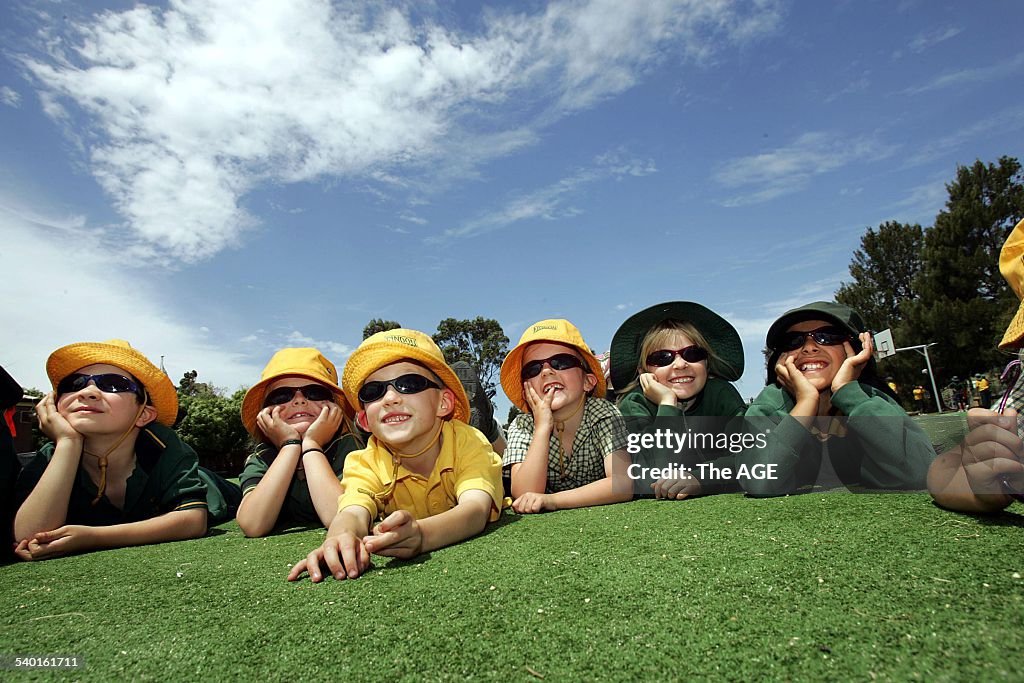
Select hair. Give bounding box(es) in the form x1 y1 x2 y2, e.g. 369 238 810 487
616 320 734 400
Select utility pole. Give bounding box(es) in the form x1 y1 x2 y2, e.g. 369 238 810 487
894 343 943 413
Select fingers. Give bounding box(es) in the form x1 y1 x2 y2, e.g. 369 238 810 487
13 539 33 562
286 558 310 581
512 493 545 514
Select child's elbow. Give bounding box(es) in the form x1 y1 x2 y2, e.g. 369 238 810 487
237 516 270 538
181 510 208 539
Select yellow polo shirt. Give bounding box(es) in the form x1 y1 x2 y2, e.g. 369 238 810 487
338 420 505 522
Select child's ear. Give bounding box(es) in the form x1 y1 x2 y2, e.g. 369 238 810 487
582 372 598 393
135 404 158 428
356 411 370 432
436 388 456 419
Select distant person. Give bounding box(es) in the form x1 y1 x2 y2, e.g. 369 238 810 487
976 374 991 409
739 303 935 497
235 348 363 537
501 319 631 514
288 329 505 582
610 301 746 499
14 340 236 560
913 385 926 414
929 219 1024 512
450 360 506 455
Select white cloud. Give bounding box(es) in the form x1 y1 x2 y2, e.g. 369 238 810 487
909 26 962 53
285 331 352 358
714 132 891 206
0 86 21 108
435 149 657 241
0 196 259 394
19 0 780 262
904 51 1024 95
904 104 1024 167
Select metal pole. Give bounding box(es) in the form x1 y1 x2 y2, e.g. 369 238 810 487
922 345 943 413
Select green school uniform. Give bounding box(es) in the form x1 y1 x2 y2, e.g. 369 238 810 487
740 382 936 497
16 423 213 526
618 377 746 494
238 432 360 526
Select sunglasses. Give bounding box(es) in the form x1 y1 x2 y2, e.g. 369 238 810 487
57 372 142 398
358 374 441 405
777 326 851 352
264 384 335 406
521 353 585 381
645 345 709 367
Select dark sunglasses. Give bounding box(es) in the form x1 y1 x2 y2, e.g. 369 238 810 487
264 384 335 406
521 353 585 380
358 374 441 405
777 326 851 352
57 372 142 397
645 345 709 367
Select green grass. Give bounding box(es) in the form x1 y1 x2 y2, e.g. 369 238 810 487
2 495 1023 681
912 412 970 452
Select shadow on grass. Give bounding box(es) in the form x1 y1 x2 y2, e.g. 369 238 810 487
928 501 1024 527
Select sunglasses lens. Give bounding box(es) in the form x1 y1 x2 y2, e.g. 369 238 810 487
357 382 386 404
812 331 848 346
57 374 87 395
358 374 439 404
521 362 544 380
58 373 138 395
393 374 431 394
680 346 708 363
265 384 335 406
302 385 334 401
548 354 582 371
645 351 676 367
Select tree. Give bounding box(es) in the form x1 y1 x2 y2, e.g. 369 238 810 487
433 317 510 396
835 221 924 331
363 319 402 339
175 373 250 473
904 156 1024 379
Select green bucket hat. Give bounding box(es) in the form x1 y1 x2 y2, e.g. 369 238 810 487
610 301 745 390
764 301 875 386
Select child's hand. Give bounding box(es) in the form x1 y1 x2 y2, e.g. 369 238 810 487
512 491 558 514
775 355 819 405
18 525 94 560
303 403 344 449
524 382 555 429
961 407 1024 496
256 405 302 449
652 475 702 500
35 393 83 444
639 373 677 406
831 332 873 393
363 510 424 559
286 531 370 582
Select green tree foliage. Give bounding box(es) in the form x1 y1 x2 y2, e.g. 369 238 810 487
363 319 402 340
433 317 510 396
904 156 1024 378
836 221 924 331
174 374 250 474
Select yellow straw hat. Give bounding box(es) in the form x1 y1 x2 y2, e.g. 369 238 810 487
342 329 470 422
241 348 352 437
46 339 178 426
500 319 606 412
999 218 1024 349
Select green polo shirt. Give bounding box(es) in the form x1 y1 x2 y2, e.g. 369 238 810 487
238 432 360 525
16 423 208 526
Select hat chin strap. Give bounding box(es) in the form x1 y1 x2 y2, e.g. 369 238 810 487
83 402 147 506
358 420 445 520
553 395 586 480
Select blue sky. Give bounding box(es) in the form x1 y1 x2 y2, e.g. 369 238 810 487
2 0 1023 418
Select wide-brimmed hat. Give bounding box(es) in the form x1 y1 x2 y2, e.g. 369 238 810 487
46 339 178 426
240 347 352 437
764 301 873 386
999 218 1024 349
610 301 744 389
342 329 470 422
500 319 605 412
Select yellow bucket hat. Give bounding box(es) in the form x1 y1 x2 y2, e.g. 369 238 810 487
999 218 1024 349
341 329 470 422
46 339 178 426
241 348 352 437
500 319 606 412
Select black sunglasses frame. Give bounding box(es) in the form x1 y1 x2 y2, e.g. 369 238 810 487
358 374 442 405
57 372 143 398
263 384 336 407
521 353 586 381
645 345 709 367
777 326 852 352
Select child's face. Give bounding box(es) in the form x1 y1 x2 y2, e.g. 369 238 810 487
56 363 153 436
779 319 848 391
357 362 453 451
645 331 708 401
264 377 335 436
522 342 596 413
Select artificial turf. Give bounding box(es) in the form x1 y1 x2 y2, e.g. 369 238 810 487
1 493 1022 681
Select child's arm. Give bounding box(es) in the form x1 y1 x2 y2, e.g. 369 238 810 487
14 394 84 541
298 406 346 528
15 507 207 561
513 449 633 513
928 408 1023 513
363 489 492 558
509 384 556 497
286 506 373 582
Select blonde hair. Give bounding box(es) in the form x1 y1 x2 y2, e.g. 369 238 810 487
616 320 736 400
